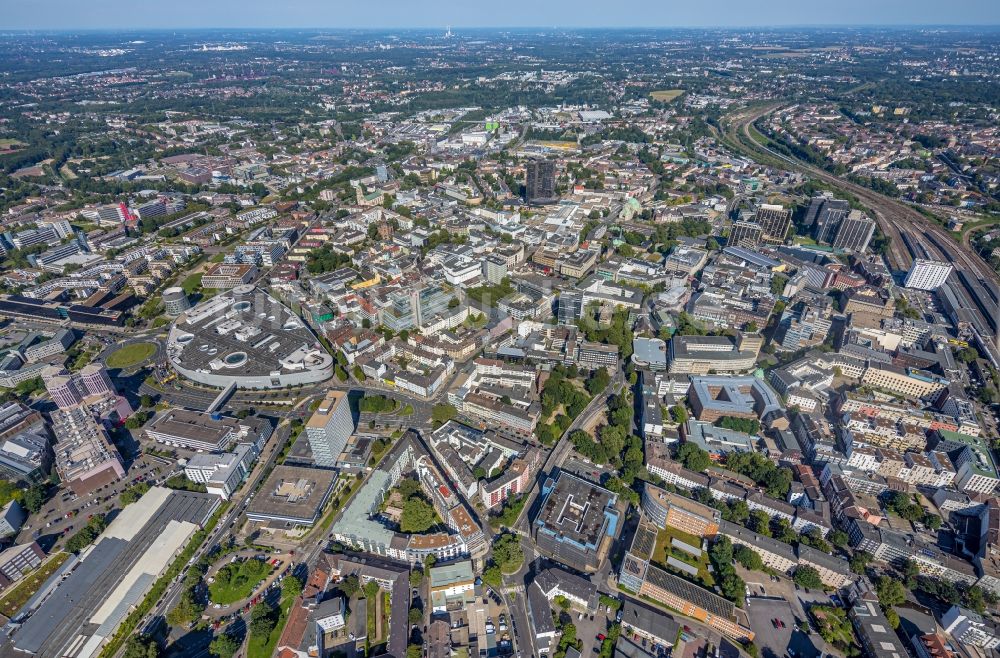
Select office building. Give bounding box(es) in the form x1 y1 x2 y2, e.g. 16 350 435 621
526 160 557 204
755 204 792 243
0 541 45 589
43 369 83 410
50 406 126 495
904 259 953 291
201 263 258 289
145 409 271 452
808 196 852 243
532 471 620 573
558 289 584 325
0 500 26 538
941 605 1000 649
429 560 476 612
728 221 764 249
245 464 338 527
306 390 354 468
640 482 720 537
79 363 115 398
184 444 255 499
831 210 876 253
162 287 192 315
668 333 763 375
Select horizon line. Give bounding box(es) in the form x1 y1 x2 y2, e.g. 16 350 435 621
2 24 1000 32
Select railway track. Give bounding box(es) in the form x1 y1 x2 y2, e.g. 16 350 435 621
725 105 1000 288
720 104 1000 354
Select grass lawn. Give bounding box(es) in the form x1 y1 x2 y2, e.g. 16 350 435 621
180 272 203 295
0 138 26 149
652 527 714 587
650 89 684 102
367 593 377 643
399 404 414 416
105 342 157 369
0 552 69 618
209 558 273 605
247 588 297 658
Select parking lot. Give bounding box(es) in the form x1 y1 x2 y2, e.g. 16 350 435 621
745 597 822 658
17 455 169 551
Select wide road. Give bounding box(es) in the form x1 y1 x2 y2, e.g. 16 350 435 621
124 420 294 655
721 104 1000 293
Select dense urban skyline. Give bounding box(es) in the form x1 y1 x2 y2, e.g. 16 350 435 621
0 20 999 658
2 0 1000 29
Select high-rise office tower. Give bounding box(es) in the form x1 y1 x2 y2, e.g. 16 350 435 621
812 197 852 244
526 160 556 204
755 204 792 243
558 289 583 325
41 367 82 410
306 390 355 468
79 363 115 398
904 259 954 291
831 210 877 253
728 221 764 249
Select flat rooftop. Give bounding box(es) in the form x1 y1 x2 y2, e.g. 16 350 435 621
307 390 348 429
534 471 618 550
246 464 337 525
144 408 239 446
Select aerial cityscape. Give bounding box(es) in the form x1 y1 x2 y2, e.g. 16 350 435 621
0 8 998 658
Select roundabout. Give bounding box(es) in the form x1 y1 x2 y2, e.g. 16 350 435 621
104 341 159 369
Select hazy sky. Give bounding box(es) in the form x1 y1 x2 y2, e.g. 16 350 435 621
3 0 999 30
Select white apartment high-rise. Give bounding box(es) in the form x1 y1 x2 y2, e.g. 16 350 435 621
306 390 354 468
904 259 953 291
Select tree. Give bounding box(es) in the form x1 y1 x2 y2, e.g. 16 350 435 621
123 635 160 658
250 600 277 637
734 544 764 571
875 576 907 607
124 411 150 430
400 498 439 533
828 530 849 549
849 552 873 575
676 442 711 472
431 403 457 426
283 574 304 599
209 632 240 658
22 483 47 513
410 568 424 587
493 533 524 572
409 607 423 624
924 513 942 530
586 368 611 395
722 500 750 524
340 575 360 598
364 580 380 600
885 608 900 630
407 645 422 658
140 394 154 408
748 510 772 537
482 564 502 589
670 404 688 425
167 589 203 627
793 566 824 590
